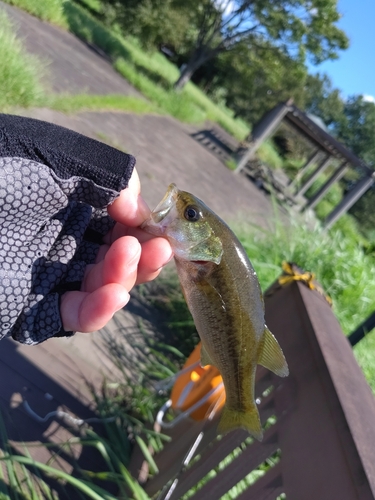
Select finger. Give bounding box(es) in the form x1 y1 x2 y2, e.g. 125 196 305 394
60 284 130 333
83 236 141 292
104 224 162 245
136 237 173 285
95 244 110 263
108 168 150 227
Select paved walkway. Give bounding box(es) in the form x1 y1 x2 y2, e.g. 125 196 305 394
1 1 142 96
0 1 278 488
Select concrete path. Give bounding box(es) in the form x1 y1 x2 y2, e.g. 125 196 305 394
22 107 274 227
1 1 142 96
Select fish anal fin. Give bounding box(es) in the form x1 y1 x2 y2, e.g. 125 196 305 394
218 404 263 441
200 344 215 367
257 327 289 377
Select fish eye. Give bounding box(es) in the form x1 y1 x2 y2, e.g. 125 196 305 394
184 205 200 222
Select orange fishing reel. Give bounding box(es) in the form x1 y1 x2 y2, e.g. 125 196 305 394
156 343 225 428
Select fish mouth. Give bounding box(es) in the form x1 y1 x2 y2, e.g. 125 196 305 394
141 183 179 233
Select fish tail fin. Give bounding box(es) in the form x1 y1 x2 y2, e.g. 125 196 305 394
217 404 263 441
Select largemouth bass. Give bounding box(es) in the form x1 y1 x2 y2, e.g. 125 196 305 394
141 184 288 440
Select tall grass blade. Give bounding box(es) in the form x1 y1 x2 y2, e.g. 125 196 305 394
0 455 117 500
135 436 159 475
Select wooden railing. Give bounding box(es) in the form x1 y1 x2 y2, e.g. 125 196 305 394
129 277 375 499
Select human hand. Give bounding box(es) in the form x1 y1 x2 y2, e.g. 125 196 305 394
60 169 173 333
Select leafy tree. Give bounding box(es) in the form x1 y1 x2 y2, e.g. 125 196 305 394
213 40 307 124
173 0 349 89
192 38 307 125
338 96 375 167
322 96 375 238
100 0 197 50
302 73 345 131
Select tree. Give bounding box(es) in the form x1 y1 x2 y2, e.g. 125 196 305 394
212 40 307 124
332 96 375 239
173 0 349 90
100 0 197 50
302 73 345 131
338 96 375 167
192 38 307 125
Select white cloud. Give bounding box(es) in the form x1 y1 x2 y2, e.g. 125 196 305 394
215 0 236 16
362 94 375 103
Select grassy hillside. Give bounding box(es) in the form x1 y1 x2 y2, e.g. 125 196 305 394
0 9 45 110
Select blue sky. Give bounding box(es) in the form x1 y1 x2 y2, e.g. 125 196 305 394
307 0 375 102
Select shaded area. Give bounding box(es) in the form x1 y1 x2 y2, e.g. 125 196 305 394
190 127 238 164
0 337 122 496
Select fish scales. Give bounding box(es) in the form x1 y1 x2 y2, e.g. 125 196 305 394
141 184 288 440
176 254 260 412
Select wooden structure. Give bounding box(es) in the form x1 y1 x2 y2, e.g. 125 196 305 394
235 101 375 228
129 276 375 499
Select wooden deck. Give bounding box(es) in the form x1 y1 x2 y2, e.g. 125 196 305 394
0 303 146 495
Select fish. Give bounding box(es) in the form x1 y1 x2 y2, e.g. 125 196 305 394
141 184 288 440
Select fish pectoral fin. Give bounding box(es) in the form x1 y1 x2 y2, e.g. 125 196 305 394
200 344 215 367
257 327 289 377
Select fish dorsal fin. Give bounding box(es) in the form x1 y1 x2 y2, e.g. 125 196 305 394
200 344 215 367
257 328 289 377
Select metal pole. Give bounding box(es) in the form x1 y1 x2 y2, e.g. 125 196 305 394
303 161 349 211
324 174 375 229
348 311 375 346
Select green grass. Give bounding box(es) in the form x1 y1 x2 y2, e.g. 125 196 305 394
49 93 161 115
0 433 149 499
61 1 250 138
76 0 101 15
257 139 284 169
2 0 250 138
234 215 375 391
225 158 238 171
114 58 205 123
4 0 68 27
112 34 249 137
0 9 45 111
